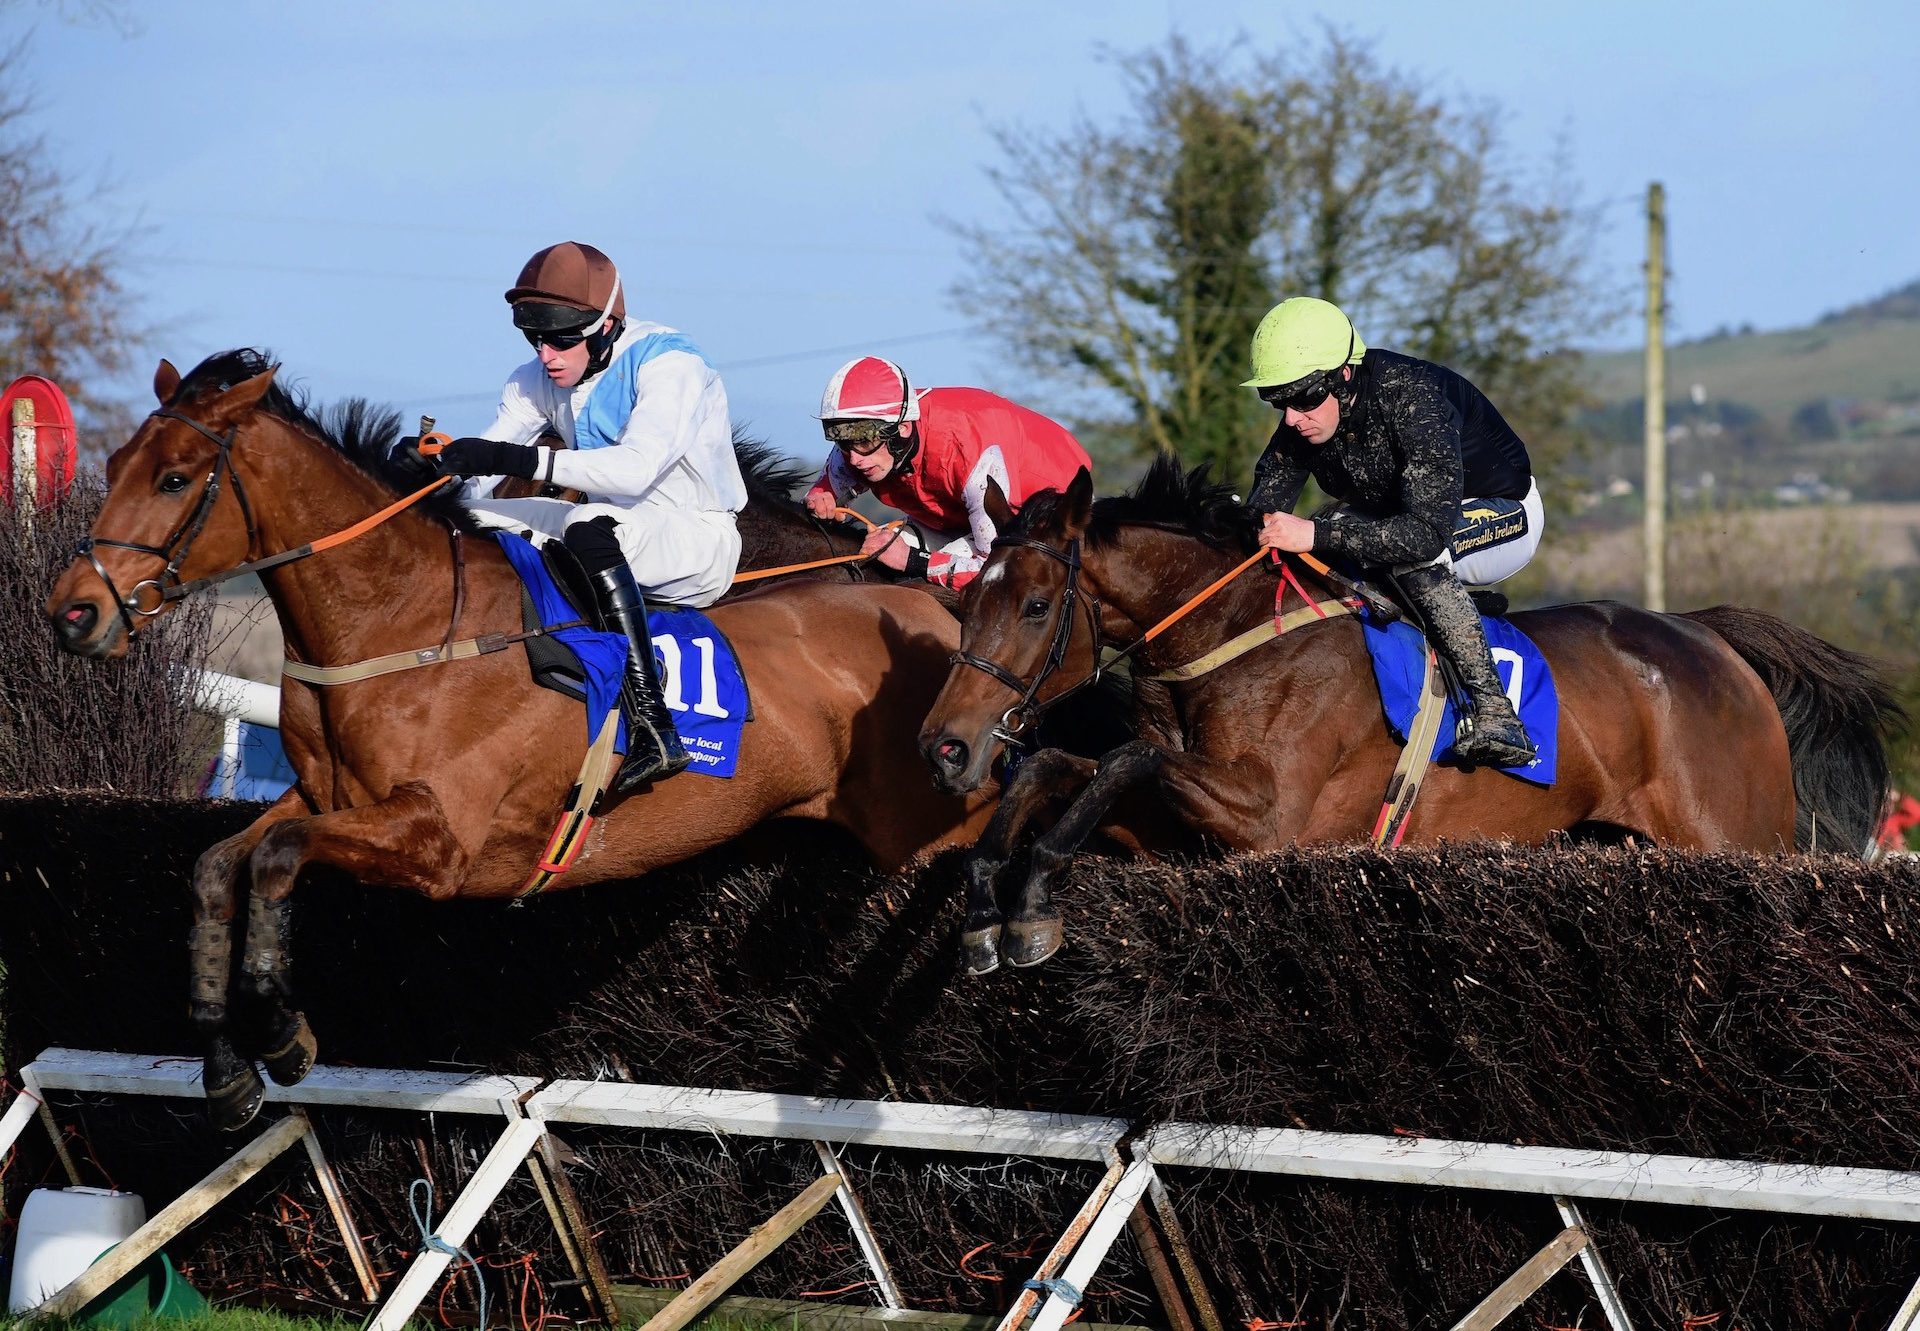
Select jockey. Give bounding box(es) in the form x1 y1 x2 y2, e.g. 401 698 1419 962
390 241 746 790
1243 297 1542 769
802 356 1092 589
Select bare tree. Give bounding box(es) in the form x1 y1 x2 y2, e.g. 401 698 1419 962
952 31 1609 484
0 31 147 443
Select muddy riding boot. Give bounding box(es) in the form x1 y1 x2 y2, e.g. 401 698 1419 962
1397 563 1537 769
588 562 692 792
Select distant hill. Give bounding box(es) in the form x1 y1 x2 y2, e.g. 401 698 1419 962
1820 277 1920 326
1582 281 1920 420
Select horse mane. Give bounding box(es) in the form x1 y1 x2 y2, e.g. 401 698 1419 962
731 427 814 507
170 348 487 532
1010 453 1256 550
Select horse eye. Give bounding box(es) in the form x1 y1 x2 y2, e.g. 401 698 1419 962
158 472 191 494
1022 597 1050 619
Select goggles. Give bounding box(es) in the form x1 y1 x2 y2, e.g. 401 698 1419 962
824 418 895 456
1259 370 1341 415
523 324 595 351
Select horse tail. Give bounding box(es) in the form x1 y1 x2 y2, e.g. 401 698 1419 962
1683 604 1903 855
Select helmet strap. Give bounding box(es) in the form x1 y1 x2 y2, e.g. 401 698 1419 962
574 273 625 384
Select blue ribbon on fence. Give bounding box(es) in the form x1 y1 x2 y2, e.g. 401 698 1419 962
1024 1277 1084 1308
409 1177 487 1330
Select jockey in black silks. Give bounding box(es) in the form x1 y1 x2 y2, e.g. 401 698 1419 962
1243 296 1542 770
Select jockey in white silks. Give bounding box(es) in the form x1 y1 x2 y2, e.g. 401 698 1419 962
389 241 746 790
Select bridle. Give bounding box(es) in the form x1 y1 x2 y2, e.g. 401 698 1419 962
79 409 260 645
949 535 1104 745
77 405 454 645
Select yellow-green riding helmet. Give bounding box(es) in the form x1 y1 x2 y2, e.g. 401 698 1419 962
1243 297 1367 389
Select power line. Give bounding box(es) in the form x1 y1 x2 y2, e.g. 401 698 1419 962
141 207 952 258
390 326 988 410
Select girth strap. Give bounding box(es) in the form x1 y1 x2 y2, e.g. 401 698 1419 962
282 621 585 686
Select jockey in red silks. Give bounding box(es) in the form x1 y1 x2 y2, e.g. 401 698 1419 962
803 356 1092 589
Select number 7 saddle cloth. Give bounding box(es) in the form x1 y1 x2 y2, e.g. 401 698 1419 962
1361 607 1560 786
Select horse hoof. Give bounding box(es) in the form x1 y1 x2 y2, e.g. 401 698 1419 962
961 926 1003 976
261 1013 317 1086
1002 916 1064 968
208 1066 267 1134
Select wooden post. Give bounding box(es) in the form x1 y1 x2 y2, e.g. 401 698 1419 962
524 1133 620 1324
1142 1170 1225 1331
1643 180 1667 612
10 396 35 530
1447 1226 1588 1331
34 1113 311 1320
299 1120 381 1304
813 1139 905 1309
1553 1197 1633 1331
637 1172 843 1331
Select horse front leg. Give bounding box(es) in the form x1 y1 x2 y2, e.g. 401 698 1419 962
229 782 471 1126
960 748 1099 976
191 792 307 1133
1002 739 1169 968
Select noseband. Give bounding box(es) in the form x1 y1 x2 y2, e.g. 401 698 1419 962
950 535 1104 744
80 409 259 645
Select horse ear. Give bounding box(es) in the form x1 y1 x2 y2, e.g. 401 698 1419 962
210 365 279 420
1062 467 1094 536
983 476 1015 531
152 359 180 404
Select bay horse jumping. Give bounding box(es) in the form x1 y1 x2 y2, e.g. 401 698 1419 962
46 350 995 1129
919 460 1900 972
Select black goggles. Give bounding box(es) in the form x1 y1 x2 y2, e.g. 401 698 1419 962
1258 371 1341 415
523 324 595 351
823 419 895 456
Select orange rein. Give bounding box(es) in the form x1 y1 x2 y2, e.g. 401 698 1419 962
1137 547 1274 644
730 506 904 585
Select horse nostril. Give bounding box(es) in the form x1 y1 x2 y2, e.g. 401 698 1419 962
55 601 99 644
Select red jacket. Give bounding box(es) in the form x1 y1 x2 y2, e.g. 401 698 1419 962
811 387 1091 586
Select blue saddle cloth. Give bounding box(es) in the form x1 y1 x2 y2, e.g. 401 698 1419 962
496 534 749 778
1361 609 1559 785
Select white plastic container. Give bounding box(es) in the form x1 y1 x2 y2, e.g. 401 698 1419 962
6 1186 148 1311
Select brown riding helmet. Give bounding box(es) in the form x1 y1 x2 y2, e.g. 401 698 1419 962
504 241 627 325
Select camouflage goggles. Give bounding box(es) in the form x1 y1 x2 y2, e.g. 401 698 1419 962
823 419 897 456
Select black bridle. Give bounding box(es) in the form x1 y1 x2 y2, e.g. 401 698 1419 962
79 408 260 645
950 535 1105 745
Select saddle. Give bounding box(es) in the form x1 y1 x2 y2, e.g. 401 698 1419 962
517 538 599 705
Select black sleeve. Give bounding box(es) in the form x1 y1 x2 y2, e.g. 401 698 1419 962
1312 372 1461 567
1247 430 1311 515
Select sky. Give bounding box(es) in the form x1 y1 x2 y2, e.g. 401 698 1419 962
23 0 1920 462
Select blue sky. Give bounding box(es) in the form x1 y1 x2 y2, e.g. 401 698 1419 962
27 0 1920 463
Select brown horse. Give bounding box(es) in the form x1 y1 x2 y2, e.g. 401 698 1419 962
919 459 1900 973
46 350 994 1128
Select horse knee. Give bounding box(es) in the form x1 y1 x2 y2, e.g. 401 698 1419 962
248 823 308 899
191 840 251 919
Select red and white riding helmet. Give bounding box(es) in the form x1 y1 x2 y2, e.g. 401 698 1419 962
817 356 921 423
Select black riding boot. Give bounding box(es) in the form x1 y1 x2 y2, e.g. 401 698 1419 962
1396 563 1536 769
589 561 692 791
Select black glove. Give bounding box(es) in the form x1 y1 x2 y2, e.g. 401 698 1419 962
437 437 540 480
387 435 445 486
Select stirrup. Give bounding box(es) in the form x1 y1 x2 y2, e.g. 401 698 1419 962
1453 714 1536 769
609 727 691 793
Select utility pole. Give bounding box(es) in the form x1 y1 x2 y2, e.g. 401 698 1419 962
1643 181 1667 611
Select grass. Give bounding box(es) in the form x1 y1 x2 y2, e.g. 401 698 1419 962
1582 315 1920 418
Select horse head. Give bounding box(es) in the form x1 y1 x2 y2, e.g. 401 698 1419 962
919 467 1102 794
48 355 283 659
